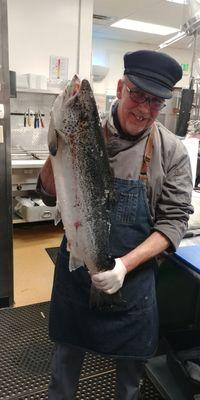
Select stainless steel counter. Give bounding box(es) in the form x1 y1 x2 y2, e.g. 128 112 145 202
12 159 45 169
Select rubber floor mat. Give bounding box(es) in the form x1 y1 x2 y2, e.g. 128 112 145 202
0 302 163 399
45 247 59 265
0 302 51 399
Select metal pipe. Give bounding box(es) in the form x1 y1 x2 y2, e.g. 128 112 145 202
76 0 81 75
189 30 198 89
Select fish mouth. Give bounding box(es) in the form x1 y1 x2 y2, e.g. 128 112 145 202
78 79 97 112
64 76 92 99
54 76 98 138
80 79 92 92
64 77 93 104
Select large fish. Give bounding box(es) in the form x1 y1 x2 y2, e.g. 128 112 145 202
48 75 124 310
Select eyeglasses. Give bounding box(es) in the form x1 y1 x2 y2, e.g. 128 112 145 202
126 85 166 111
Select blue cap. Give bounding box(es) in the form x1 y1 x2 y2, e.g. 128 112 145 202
124 50 183 99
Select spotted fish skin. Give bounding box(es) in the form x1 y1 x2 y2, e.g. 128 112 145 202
48 77 125 310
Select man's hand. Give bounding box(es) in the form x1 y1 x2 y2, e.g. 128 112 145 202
91 258 127 294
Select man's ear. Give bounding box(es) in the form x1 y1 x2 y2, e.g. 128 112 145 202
117 79 123 99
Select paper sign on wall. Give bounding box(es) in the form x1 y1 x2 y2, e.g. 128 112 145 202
49 56 68 80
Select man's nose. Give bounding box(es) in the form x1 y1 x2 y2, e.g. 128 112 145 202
137 99 151 112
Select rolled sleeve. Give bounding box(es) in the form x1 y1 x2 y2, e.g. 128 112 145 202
153 142 194 250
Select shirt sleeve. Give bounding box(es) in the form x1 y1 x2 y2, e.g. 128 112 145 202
153 140 194 250
36 174 57 207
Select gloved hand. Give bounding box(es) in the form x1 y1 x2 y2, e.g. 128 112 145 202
91 258 127 294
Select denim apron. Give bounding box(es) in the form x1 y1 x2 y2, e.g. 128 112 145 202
49 129 159 360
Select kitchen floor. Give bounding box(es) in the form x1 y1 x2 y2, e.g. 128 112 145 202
13 221 63 307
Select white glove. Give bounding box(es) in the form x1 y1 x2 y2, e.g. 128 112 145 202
91 258 127 294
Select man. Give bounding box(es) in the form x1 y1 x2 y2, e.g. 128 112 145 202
38 50 193 400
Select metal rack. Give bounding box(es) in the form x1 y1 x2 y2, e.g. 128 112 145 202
10 87 58 224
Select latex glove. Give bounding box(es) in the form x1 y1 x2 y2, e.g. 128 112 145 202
91 258 127 294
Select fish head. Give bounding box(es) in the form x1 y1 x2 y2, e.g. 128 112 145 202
60 78 101 138
48 75 81 155
79 79 101 126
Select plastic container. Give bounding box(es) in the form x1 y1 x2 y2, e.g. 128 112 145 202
14 197 56 222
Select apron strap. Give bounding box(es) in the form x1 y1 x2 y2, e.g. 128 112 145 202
139 124 155 182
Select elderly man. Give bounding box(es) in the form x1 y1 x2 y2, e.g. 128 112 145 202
38 50 193 400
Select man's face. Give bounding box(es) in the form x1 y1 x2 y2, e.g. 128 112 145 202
116 78 165 136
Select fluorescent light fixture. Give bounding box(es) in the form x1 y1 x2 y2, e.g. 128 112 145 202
159 30 187 49
111 19 180 36
166 0 188 4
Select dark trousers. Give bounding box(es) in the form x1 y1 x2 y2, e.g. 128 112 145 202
48 344 144 400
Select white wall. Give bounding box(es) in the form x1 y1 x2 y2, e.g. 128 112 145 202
92 37 193 95
7 0 193 92
7 0 93 80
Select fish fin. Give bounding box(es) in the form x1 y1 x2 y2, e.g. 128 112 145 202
69 253 84 271
90 285 127 312
48 112 58 156
54 205 61 225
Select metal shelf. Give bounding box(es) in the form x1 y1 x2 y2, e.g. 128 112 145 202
17 88 60 95
12 159 45 168
13 212 26 224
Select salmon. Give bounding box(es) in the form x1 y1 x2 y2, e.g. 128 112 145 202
48 76 124 310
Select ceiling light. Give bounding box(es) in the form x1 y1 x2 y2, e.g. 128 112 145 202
166 0 188 4
111 19 180 36
159 31 187 49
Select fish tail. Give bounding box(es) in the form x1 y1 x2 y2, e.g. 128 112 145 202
69 253 83 271
90 285 127 312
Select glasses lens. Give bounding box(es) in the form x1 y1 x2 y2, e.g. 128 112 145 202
151 100 165 111
129 90 146 103
127 86 165 111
